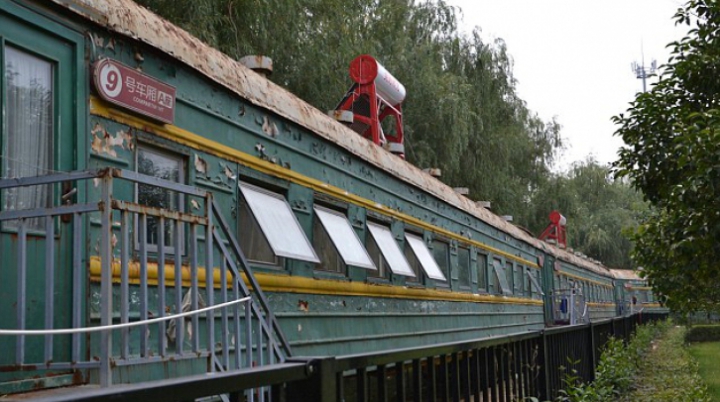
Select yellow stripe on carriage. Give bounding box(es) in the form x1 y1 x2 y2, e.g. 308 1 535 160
88 256 543 305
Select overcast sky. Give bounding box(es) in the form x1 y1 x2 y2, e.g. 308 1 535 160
448 0 687 171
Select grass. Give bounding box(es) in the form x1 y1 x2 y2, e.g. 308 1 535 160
622 325 710 402
689 342 720 401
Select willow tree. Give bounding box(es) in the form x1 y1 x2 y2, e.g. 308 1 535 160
522 159 647 269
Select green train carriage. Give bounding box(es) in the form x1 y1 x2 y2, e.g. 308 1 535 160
0 0 662 394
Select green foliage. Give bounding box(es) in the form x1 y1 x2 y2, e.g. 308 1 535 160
593 338 634 395
554 358 614 402
613 0 720 314
685 325 720 343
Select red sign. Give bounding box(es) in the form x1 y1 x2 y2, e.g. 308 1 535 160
93 59 176 124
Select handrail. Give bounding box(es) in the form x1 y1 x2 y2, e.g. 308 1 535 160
0 296 251 335
0 169 100 189
211 200 293 357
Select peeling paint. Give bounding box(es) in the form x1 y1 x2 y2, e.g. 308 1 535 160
222 164 236 180
261 116 278 137
194 154 207 174
90 32 104 48
90 123 133 157
254 143 267 159
190 199 200 210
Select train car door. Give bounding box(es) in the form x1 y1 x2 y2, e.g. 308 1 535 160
0 2 83 392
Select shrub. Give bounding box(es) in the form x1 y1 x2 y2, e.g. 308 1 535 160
685 325 720 343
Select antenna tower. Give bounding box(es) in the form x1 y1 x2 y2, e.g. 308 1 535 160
631 44 656 92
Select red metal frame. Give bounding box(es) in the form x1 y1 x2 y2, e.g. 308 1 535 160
334 55 405 158
539 210 567 248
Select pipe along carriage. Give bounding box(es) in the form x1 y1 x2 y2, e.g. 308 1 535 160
0 0 665 393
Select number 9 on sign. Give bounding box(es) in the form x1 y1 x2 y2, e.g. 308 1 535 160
99 63 122 98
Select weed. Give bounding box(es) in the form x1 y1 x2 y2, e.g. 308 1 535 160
532 320 711 402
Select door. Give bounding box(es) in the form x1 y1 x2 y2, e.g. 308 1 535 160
0 2 81 392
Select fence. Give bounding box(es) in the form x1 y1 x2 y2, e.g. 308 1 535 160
0 168 288 398
36 312 667 402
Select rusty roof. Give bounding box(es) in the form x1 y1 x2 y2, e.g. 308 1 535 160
609 269 644 280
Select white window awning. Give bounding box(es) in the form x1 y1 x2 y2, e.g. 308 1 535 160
405 234 447 281
314 206 376 270
492 260 512 295
367 223 415 277
239 182 319 263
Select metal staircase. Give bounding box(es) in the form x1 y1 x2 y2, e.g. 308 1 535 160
0 168 289 400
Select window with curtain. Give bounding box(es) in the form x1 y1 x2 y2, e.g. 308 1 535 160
2 46 53 231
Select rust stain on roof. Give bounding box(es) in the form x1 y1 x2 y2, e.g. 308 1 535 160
609 269 643 280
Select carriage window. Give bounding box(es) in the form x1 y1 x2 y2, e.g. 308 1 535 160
403 236 422 282
527 270 544 297
366 223 414 277
2 46 53 231
515 265 524 295
477 252 488 291
137 146 183 251
366 228 388 279
239 182 319 263
505 261 514 293
432 240 450 286
239 194 278 265
405 234 446 281
492 259 512 295
457 246 471 289
312 211 343 273
313 206 375 272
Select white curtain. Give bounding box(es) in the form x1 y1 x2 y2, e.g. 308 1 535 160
3 46 53 230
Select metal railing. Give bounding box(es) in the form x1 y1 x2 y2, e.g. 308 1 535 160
0 169 289 397
552 288 589 325
32 313 668 402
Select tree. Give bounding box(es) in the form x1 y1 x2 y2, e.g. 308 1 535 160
613 0 720 314
524 158 647 269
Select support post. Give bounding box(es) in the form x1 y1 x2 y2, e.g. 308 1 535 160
541 332 550 400
284 357 336 402
589 324 597 382
99 172 113 387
